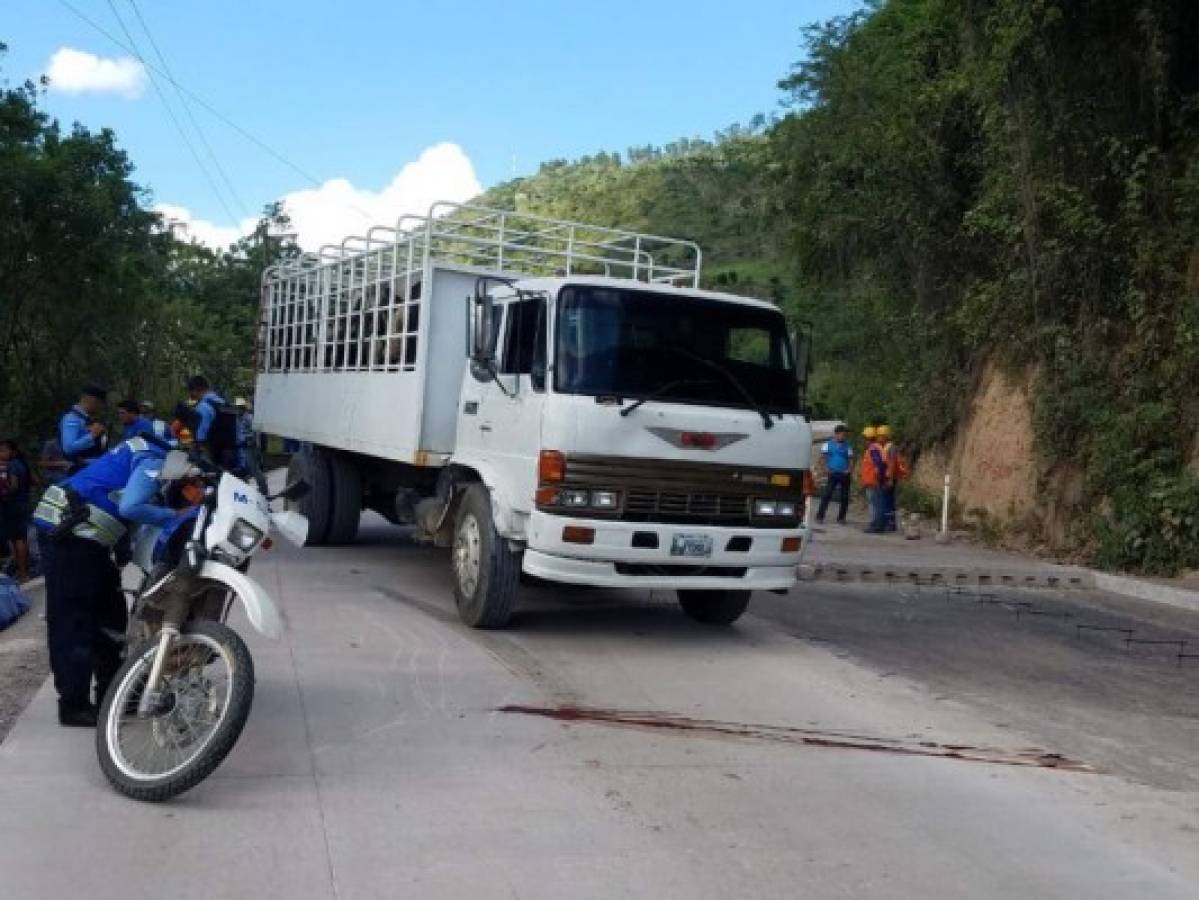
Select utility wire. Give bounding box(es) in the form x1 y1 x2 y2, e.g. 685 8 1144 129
104 0 240 226
56 0 372 222
126 0 250 219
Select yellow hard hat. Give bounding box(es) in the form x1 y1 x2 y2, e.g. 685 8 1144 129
862 426 877 439
877 425 892 438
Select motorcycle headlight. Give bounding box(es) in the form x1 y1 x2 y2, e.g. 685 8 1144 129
229 519 264 552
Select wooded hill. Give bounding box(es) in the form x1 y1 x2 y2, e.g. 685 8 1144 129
476 0 1199 575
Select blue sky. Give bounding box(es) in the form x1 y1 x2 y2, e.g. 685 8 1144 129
5 0 860 247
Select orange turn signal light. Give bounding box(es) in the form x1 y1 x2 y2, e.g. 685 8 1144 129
562 526 595 545
782 536 802 553
539 450 566 483
535 487 559 506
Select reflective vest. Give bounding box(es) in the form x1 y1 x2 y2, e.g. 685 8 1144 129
33 437 164 547
881 442 909 482
859 442 887 488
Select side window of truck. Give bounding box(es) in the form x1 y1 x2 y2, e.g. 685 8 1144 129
500 297 547 389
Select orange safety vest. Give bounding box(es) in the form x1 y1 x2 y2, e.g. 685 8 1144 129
881 442 910 482
859 441 885 487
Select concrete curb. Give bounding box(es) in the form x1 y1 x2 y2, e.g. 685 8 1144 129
799 562 1093 591
1092 572 1199 615
799 561 1199 616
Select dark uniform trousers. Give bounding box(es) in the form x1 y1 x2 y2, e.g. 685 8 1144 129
38 532 127 709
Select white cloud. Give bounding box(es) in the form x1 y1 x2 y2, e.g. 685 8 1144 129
156 142 482 253
45 47 147 99
153 203 256 250
280 142 482 251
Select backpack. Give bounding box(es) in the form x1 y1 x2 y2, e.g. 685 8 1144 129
199 399 241 468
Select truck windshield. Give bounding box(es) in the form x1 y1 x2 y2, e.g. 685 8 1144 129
555 286 800 414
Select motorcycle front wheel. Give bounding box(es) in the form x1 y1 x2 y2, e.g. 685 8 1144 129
96 618 255 802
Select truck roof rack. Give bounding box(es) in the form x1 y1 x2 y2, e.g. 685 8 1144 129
263 202 702 288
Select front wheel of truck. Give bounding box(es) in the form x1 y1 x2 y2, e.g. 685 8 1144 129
677 590 751 626
452 485 518 629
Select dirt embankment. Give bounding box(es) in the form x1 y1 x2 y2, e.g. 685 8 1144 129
911 363 1088 550
913 363 1038 519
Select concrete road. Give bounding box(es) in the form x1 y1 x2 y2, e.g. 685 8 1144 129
1 518 1197 899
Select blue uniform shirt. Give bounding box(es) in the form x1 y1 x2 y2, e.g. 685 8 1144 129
194 392 226 442
822 439 853 474
60 405 98 460
36 438 175 531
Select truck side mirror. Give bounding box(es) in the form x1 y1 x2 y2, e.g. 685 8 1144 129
468 290 496 363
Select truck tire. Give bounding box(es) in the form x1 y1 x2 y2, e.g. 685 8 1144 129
325 454 362 545
677 590 751 626
287 448 333 546
451 484 518 629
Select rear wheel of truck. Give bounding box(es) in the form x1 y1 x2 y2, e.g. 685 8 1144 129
287 447 333 546
677 590 751 626
325 454 362 545
452 484 518 629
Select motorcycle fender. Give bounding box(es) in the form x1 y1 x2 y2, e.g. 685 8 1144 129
198 560 283 640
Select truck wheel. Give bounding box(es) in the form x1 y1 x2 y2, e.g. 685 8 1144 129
451 484 518 629
287 448 333 546
325 454 362 545
677 590 751 626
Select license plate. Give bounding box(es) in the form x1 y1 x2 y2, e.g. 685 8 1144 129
670 534 713 558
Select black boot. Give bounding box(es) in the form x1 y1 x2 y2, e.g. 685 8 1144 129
58 701 98 728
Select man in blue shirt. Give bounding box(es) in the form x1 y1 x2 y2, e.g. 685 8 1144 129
816 424 854 526
186 375 225 445
59 385 109 473
33 436 186 726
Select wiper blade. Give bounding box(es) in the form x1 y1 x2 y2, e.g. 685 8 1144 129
619 379 714 418
669 346 774 429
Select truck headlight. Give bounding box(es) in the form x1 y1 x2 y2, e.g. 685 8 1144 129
754 499 779 517
776 501 798 518
591 491 618 509
229 519 264 551
562 490 591 508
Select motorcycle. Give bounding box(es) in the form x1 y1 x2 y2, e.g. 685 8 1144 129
95 449 308 801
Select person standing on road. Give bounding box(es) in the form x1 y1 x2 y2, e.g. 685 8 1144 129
815 424 853 526
0 439 33 582
859 426 888 534
32 434 186 727
59 386 108 474
877 425 907 533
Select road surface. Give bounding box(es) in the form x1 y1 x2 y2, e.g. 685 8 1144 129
1 517 1197 899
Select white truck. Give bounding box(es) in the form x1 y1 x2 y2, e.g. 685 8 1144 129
254 203 813 628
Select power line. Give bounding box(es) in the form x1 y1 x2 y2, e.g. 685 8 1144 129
126 0 251 219
104 0 240 226
56 0 373 222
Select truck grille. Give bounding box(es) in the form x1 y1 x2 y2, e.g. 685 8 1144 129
541 454 804 528
624 490 749 524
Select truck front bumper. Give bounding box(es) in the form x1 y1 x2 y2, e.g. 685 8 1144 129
522 510 806 591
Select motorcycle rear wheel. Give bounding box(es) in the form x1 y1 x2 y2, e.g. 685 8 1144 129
96 618 255 802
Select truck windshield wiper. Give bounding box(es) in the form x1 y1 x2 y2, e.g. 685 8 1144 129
619 379 714 417
668 346 774 430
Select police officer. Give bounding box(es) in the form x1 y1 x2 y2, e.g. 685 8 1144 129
186 375 225 447
32 434 186 726
59 385 109 474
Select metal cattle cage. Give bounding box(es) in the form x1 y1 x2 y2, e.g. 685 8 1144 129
257 203 704 379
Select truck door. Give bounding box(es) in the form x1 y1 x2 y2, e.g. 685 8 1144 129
457 294 548 520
